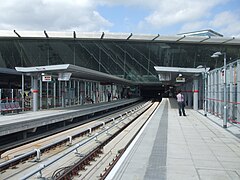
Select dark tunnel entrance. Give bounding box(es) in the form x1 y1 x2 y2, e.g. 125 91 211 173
140 85 176 100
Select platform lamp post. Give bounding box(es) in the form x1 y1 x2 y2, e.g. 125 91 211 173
211 52 227 128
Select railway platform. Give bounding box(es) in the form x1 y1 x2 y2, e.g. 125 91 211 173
0 98 140 137
107 98 240 180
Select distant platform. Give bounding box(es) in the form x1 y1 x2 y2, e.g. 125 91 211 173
0 98 141 137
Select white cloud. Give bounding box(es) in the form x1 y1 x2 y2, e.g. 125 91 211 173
95 0 232 35
96 0 224 20
178 10 240 37
0 0 112 31
95 0 159 8
179 21 208 34
209 11 240 37
139 0 224 28
0 0 239 37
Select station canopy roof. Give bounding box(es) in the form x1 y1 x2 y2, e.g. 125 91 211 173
15 64 135 85
154 66 210 85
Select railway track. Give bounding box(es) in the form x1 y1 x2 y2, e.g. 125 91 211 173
0 100 159 179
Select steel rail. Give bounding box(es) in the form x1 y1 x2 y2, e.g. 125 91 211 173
20 102 150 179
10 101 150 179
0 102 147 172
54 101 153 179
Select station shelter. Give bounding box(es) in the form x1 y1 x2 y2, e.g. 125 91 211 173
10 64 136 112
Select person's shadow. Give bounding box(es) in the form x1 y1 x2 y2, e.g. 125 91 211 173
169 98 181 109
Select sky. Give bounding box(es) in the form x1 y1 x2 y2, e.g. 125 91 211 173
0 0 240 37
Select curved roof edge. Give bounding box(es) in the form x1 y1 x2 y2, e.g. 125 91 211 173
0 30 239 45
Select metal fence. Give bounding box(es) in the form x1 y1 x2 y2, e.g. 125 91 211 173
0 79 129 114
207 59 240 124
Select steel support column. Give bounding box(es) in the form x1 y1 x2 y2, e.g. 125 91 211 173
39 76 42 110
32 75 39 112
53 79 56 108
193 79 199 110
77 81 80 105
21 74 25 111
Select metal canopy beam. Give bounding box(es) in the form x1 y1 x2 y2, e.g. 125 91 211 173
73 31 76 39
44 30 49 38
199 36 210 42
176 35 186 42
14 30 21 38
152 34 160 41
222 37 235 44
100 32 104 39
126 33 132 40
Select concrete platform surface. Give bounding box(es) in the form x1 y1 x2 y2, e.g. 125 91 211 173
0 98 140 136
107 98 240 180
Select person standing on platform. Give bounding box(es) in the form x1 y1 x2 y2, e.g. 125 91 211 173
176 90 186 116
107 91 111 102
